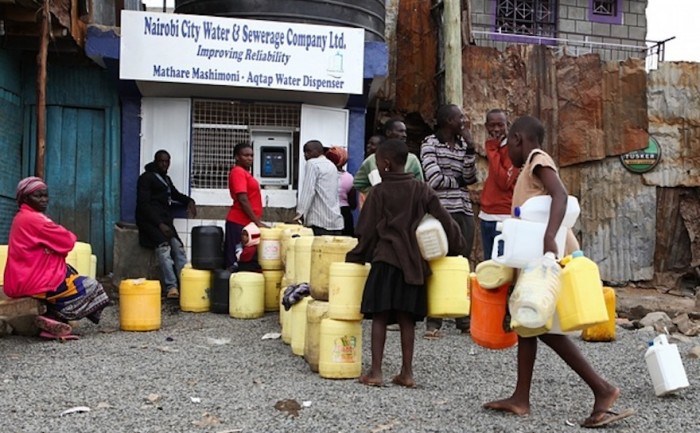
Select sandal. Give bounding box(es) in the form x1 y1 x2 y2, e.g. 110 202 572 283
35 316 72 337
166 287 180 299
423 329 442 340
581 408 635 428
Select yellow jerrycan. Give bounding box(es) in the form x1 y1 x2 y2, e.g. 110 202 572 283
509 253 560 337
119 279 161 331
582 287 617 342
180 268 212 312
229 272 265 319
304 299 329 372
475 260 514 289
293 236 315 284
284 237 298 286
280 226 313 265
258 227 283 270
426 256 470 318
66 242 92 276
310 237 358 301
319 318 362 379
262 270 284 312
556 251 608 332
291 296 311 356
328 262 370 321
89 254 97 279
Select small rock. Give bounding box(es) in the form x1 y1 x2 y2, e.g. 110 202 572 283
668 333 692 344
639 312 676 334
616 318 635 330
688 346 700 359
672 313 700 336
274 399 302 418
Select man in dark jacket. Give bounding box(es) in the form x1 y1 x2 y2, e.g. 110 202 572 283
136 150 196 299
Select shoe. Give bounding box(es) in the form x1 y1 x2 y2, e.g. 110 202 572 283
387 324 400 331
166 287 180 299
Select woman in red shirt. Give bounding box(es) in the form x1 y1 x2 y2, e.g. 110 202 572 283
225 143 267 270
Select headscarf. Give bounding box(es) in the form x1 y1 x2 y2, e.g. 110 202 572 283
242 222 261 247
325 146 348 168
16 176 47 205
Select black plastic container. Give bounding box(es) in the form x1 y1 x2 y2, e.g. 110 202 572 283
175 0 386 42
191 225 225 270
210 268 231 314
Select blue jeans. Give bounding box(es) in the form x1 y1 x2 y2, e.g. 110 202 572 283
155 237 187 291
480 219 502 261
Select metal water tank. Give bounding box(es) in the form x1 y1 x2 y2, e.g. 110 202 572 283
174 0 385 42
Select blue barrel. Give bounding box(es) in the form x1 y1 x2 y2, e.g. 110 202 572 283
191 225 224 270
211 268 231 314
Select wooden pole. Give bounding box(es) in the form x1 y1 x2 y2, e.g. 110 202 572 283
443 0 463 107
35 0 50 178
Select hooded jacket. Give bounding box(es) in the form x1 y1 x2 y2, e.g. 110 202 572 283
135 161 194 249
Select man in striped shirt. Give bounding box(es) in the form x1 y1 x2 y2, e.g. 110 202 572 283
294 140 344 236
421 104 478 338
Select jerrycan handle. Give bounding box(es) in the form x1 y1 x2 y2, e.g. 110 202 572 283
491 233 504 261
653 334 669 346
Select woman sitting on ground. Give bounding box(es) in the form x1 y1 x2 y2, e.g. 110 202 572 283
3 177 110 340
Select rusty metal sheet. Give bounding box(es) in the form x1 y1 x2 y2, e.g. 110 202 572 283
644 62 700 187
654 188 692 273
462 45 558 154
556 54 605 166
602 58 649 157
377 0 400 102
395 0 438 123
577 157 656 282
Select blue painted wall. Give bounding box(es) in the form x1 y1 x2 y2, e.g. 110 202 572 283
21 59 121 274
0 50 24 243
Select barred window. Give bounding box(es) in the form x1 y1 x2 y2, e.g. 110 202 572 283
495 0 557 38
191 100 300 189
592 0 616 16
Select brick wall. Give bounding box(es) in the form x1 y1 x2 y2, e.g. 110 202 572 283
470 0 649 62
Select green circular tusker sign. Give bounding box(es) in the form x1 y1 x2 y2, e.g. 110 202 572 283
620 136 661 174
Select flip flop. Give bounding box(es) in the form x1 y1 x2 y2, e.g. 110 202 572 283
35 316 72 336
423 329 442 340
581 408 635 428
39 331 80 341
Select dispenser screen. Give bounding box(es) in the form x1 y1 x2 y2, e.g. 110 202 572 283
259 146 287 178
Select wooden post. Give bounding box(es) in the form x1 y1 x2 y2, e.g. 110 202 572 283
443 0 463 107
35 0 50 179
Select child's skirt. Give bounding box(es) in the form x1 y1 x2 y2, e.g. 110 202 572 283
360 261 427 323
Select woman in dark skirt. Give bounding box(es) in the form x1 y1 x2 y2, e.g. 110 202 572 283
345 139 466 388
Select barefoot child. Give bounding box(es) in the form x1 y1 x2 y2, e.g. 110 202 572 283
346 139 466 388
482 116 634 428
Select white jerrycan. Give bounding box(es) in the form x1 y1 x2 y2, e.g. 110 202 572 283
645 334 690 396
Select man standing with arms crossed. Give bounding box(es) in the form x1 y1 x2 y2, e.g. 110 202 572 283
421 104 477 338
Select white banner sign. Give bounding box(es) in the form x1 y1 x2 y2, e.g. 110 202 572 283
119 11 365 94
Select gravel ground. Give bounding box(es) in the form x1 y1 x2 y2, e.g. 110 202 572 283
0 301 698 433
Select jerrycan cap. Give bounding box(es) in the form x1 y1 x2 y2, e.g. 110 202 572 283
513 207 522 218
572 250 584 258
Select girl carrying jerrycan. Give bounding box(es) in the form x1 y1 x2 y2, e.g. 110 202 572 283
482 116 635 428
346 139 465 389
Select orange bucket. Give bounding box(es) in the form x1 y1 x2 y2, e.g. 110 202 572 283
469 275 517 350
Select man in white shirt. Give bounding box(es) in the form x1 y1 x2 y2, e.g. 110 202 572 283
294 140 344 235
